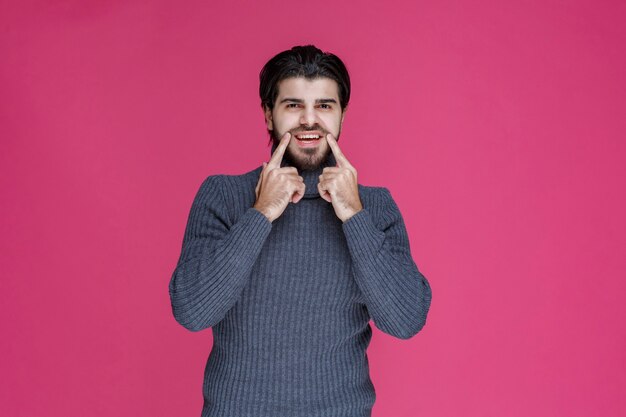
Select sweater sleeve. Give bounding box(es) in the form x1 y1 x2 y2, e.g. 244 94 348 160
168 175 272 332
341 187 432 339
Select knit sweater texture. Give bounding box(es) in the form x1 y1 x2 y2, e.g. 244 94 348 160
169 144 432 417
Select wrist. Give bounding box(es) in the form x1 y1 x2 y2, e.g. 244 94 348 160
341 208 362 223
253 204 273 223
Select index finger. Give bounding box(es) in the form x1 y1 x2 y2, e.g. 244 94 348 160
326 133 353 169
267 132 292 168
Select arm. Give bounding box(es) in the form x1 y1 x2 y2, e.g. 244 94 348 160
168 175 272 332
342 188 432 339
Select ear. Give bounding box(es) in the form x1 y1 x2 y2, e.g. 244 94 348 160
263 105 273 131
340 106 348 125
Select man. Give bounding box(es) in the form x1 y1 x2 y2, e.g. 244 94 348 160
169 45 432 417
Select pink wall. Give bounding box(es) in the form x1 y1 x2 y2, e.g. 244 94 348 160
1 1 624 416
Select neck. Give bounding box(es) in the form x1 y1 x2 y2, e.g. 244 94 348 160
270 142 337 198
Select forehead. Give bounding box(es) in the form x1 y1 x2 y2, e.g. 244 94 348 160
276 77 339 100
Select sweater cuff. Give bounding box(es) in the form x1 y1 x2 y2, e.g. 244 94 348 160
341 208 385 264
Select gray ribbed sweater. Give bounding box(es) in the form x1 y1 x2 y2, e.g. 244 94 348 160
169 145 432 417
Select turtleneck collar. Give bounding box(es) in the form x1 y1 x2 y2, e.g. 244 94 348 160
269 141 338 199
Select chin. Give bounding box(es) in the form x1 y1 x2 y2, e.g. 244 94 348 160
302 152 331 170
286 150 320 171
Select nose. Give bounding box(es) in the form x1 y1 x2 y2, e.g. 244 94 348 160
299 106 318 127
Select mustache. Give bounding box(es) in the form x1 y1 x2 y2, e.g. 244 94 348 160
291 126 326 135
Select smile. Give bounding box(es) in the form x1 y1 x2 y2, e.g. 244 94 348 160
294 133 322 147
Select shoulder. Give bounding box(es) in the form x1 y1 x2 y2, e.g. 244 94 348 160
197 167 261 223
197 166 261 193
358 183 393 206
193 173 227 200
357 183 403 227
218 165 262 191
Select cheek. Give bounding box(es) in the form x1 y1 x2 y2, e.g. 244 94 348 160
322 115 341 131
278 117 298 132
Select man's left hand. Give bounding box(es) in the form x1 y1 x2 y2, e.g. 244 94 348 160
318 133 364 223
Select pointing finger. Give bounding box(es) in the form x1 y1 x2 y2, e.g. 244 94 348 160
326 133 352 169
268 132 292 169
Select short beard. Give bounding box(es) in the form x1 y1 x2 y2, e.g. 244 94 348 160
270 129 333 171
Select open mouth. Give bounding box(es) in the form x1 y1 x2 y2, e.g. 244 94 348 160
295 133 322 143
293 131 324 148
294 133 322 148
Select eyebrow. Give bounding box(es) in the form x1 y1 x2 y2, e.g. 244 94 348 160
279 98 338 105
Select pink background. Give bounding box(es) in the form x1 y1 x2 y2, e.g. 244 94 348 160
1 1 625 416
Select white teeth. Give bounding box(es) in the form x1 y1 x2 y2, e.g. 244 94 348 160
297 135 320 139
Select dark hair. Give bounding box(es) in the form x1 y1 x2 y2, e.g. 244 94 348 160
259 45 351 112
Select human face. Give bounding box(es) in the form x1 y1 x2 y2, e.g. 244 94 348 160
264 77 346 170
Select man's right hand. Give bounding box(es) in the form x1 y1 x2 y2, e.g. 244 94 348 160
253 132 305 223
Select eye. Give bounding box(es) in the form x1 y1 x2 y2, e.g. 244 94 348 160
318 104 332 109
286 103 301 108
